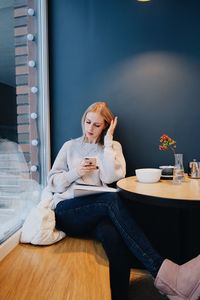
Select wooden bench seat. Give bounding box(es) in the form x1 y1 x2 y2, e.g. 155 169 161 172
0 237 167 300
0 238 111 300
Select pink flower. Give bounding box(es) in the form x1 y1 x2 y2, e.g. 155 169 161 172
159 134 176 154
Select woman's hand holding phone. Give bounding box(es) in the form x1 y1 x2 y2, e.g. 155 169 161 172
84 157 96 167
77 157 97 177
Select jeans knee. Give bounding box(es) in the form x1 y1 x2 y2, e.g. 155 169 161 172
95 220 124 247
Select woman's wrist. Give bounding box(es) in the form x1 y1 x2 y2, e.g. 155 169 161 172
67 168 80 182
104 133 113 147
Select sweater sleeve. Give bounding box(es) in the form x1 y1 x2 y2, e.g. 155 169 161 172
99 140 126 184
47 142 80 193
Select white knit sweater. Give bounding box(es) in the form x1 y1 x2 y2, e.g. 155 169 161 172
47 136 126 207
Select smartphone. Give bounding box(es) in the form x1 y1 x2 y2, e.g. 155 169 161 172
84 157 97 167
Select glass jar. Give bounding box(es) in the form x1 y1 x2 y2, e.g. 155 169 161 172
173 153 185 184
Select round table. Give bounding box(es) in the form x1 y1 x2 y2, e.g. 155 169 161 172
117 176 200 207
117 176 200 261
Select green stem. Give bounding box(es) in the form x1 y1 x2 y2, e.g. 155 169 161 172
171 147 176 154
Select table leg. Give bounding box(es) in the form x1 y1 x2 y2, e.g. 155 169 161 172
179 207 200 263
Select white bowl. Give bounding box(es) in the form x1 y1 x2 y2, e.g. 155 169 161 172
135 168 162 183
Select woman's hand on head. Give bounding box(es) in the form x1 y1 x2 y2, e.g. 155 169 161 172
104 116 117 147
107 116 118 137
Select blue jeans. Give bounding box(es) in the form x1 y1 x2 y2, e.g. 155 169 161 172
55 192 164 300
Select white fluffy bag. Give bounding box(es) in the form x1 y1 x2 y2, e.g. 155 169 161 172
20 187 66 245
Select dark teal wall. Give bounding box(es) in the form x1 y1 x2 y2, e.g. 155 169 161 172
48 0 200 262
49 0 200 175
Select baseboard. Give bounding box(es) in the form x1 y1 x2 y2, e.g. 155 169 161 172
0 229 21 262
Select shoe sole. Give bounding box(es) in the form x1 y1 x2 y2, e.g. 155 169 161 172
188 279 200 300
167 281 200 300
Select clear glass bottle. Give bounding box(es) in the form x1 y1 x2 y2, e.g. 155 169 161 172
173 153 185 184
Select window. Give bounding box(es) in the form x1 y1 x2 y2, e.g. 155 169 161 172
0 0 50 243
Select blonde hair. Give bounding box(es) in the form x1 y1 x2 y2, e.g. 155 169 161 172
81 102 114 144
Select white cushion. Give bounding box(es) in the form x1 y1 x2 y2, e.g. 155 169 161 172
20 187 66 245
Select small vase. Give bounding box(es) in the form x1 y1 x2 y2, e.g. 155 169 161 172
173 153 185 184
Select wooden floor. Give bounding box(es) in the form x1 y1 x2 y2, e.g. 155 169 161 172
0 237 148 300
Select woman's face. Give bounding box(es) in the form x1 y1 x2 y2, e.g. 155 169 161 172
84 112 106 143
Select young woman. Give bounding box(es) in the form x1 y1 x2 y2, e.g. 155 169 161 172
48 102 200 300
